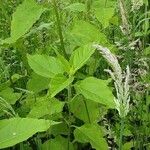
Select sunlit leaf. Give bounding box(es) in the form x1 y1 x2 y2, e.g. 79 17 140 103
28 97 64 118
75 77 115 108
70 45 95 74
27 54 64 78
50 74 74 98
74 124 108 150
0 118 58 149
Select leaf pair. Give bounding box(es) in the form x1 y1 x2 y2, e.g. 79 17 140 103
27 44 96 97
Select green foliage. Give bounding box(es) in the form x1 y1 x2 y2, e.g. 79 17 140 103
0 88 21 105
2 0 45 44
50 74 74 98
93 0 115 28
74 124 108 150
70 20 108 46
0 118 58 149
70 45 96 74
28 97 64 118
27 54 64 78
27 73 50 93
75 77 115 108
0 0 149 149
65 3 86 12
42 135 74 150
70 95 106 123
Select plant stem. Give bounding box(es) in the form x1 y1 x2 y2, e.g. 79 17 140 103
86 0 92 19
119 117 125 150
52 0 68 59
67 82 72 150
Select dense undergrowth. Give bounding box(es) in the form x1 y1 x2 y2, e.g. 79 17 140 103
0 0 150 149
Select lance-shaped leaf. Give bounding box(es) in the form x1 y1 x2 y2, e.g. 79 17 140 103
2 0 45 44
70 45 95 74
50 74 74 98
0 118 58 149
75 77 115 108
74 124 108 150
27 54 64 78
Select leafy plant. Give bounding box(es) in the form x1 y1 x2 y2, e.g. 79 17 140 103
0 0 149 150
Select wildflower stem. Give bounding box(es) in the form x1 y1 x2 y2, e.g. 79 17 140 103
67 82 72 150
119 117 125 150
86 0 92 19
52 0 68 59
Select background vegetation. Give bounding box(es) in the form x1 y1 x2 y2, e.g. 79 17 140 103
0 0 149 149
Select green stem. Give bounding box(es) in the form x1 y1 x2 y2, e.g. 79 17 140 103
83 99 91 123
119 117 125 150
67 83 72 150
86 0 92 19
52 0 68 59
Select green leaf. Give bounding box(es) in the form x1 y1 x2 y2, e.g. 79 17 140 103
70 20 108 46
50 123 68 136
3 0 45 44
42 135 74 150
75 77 115 108
50 74 74 98
93 0 115 28
65 3 86 12
56 53 71 73
70 95 107 123
0 88 21 105
27 73 50 93
70 45 95 74
27 54 64 78
28 97 64 118
0 118 58 149
123 142 133 150
143 46 150 56
74 124 108 150
95 7 114 28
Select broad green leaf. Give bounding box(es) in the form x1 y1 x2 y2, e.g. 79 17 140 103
74 124 108 150
50 123 68 136
75 77 115 108
65 3 86 12
42 136 74 150
27 54 64 78
0 88 21 105
28 98 64 118
50 74 74 98
0 118 58 149
70 20 108 46
93 0 115 28
27 73 50 93
70 95 107 123
95 7 114 28
70 45 95 74
2 0 45 44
